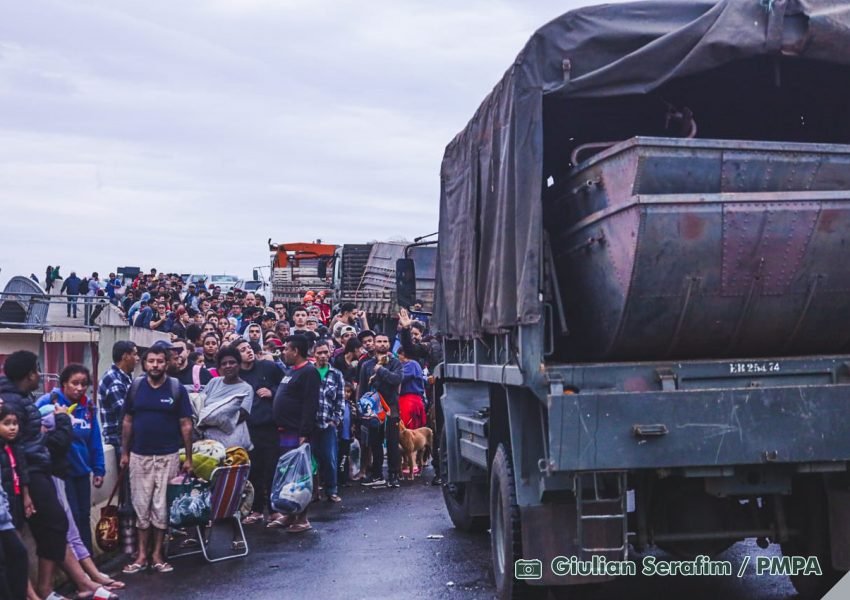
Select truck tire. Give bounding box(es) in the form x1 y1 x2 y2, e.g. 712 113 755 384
441 427 489 532
781 478 842 599
491 443 543 600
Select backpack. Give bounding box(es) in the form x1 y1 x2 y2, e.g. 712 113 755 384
358 390 389 427
125 376 183 415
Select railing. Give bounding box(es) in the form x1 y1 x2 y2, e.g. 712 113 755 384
0 291 107 330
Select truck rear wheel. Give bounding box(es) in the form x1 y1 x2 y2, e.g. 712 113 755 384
781 478 842 599
441 427 489 532
491 443 542 600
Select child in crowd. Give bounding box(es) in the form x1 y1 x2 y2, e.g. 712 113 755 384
0 404 30 599
188 351 205 367
0 404 31 529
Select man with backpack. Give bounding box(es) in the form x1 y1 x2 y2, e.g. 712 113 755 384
358 333 403 488
119 342 193 575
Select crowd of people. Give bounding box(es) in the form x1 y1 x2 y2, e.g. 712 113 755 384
0 266 442 600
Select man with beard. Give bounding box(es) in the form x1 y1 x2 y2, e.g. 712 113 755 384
120 343 193 574
235 338 284 526
246 323 264 346
167 339 212 387
358 333 403 488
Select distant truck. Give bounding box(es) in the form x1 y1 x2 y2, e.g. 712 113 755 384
425 2 850 599
269 239 436 328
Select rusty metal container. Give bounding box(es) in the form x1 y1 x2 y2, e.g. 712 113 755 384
548 137 850 361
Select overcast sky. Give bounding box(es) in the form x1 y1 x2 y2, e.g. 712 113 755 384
0 0 623 286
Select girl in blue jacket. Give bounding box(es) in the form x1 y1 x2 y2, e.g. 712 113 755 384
37 364 104 552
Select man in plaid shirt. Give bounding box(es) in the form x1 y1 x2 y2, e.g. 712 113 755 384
96 341 139 456
312 340 345 502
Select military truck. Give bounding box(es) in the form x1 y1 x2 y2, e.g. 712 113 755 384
428 2 850 598
269 240 436 328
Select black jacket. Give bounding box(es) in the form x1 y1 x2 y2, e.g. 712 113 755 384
358 355 404 410
0 439 29 527
61 275 81 295
0 376 52 475
44 413 74 479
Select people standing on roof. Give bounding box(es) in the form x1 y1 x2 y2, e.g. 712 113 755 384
61 271 82 318
44 265 54 292
87 272 100 296
105 273 121 305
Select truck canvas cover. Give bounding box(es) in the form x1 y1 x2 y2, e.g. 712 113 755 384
436 0 850 338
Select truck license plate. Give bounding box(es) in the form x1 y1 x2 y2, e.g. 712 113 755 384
728 361 781 375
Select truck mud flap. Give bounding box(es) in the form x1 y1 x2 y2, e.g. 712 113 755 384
519 503 616 586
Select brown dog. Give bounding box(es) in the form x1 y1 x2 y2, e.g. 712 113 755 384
398 421 433 480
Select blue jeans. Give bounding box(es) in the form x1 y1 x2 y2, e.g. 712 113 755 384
312 425 339 497
65 474 93 553
67 294 78 317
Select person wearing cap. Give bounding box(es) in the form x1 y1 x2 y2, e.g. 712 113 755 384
332 326 358 359
305 316 319 334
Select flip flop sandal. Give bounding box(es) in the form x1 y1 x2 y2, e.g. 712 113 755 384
327 494 342 503
242 514 264 525
122 562 147 574
73 589 117 600
92 587 119 600
45 593 69 600
266 516 292 529
101 580 125 591
152 562 174 573
286 522 313 534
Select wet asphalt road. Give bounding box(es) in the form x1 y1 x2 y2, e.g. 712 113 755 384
111 469 802 600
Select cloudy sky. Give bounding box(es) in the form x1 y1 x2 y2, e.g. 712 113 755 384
0 0 623 286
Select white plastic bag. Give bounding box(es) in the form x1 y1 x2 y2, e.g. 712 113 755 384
349 438 361 477
270 444 313 515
